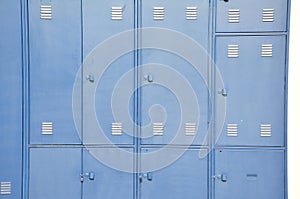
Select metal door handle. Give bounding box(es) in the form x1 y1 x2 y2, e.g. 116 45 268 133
139 172 153 182
85 172 95 180
86 74 95 83
146 172 153 181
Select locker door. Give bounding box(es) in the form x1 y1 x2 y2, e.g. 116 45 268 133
29 148 81 199
140 0 209 145
216 0 288 32
140 148 208 199
82 148 134 199
215 36 286 146
29 0 82 144
0 0 22 198
215 149 285 199
83 0 135 145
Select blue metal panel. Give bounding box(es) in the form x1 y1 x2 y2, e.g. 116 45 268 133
83 148 134 199
29 148 81 199
140 0 210 145
215 36 286 146
0 0 23 198
216 0 288 32
28 0 82 144
140 148 208 199
215 149 285 199
83 0 135 144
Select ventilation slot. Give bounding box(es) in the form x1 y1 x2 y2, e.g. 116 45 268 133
112 123 122 136
261 44 273 57
185 123 196 136
153 7 165 20
227 124 238 137
42 122 53 135
263 8 274 22
228 9 240 23
0 182 11 195
186 6 198 20
153 123 164 136
227 45 239 58
111 6 123 20
40 5 52 20
260 124 272 137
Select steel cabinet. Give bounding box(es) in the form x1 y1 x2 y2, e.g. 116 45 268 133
140 148 208 199
216 0 288 32
0 0 23 198
215 149 285 199
140 0 209 145
215 36 286 146
28 148 82 199
83 148 134 199
28 0 82 144
83 0 135 144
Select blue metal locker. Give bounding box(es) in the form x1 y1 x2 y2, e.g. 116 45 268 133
216 0 288 32
0 0 23 198
140 148 208 199
215 36 286 146
83 0 135 145
140 0 210 145
83 148 134 199
28 0 82 144
28 148 81 199
214 149 285 199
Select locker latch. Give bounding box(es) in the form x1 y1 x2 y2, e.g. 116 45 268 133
214 174 227 182
139 172 153 182
218 88 228 97
80 172 95 182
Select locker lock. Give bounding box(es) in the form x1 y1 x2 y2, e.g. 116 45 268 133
86 74 95 83
81 172 95 182
144 75 153 83
215 174 227 182
139 172 153 182
218 88 228 97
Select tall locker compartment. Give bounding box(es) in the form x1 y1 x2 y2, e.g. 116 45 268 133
214 0 289 198
0 0 23 198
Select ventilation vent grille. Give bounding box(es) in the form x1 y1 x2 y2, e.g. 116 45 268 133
42 122 53 135
153 7 165 20
228 45 239 58
112 123 122 136
40 5 52 20
111 6 123 20
0 182 11 195
186 6 198 20
227 124 238 137
263 8 274 22
260 124 272 137
261 44 273 57
153 123 164 136
228 9 240 23
185 123 197 136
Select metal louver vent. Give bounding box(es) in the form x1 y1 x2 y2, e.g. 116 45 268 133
112 123 122 136
153 7 165 20
40 5 52 20
260 124 272 137
261 44 273 57
0 182 11 195
227 124 238 137
263 8 274 22
111 6 123 20
186 6 198 20
185 123 196 136
153 123 164 136
42 122 53 135
228 9 240 23
227 45 239 58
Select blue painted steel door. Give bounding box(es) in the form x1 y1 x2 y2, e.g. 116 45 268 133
83 148 134 199
0 0 23 198
215 149 285 199
29 148 82 199
216 0 288 32
140 148 208 199
140 0 210 145
215 36 286 146
83 0 135 145
28 0 82 144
